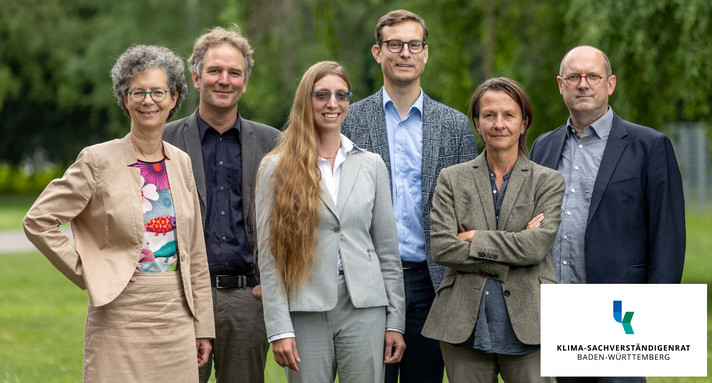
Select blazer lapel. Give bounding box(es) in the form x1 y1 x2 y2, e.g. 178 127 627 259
472 154 498 230
182 113 208 222
336 150 362 216
543 126 568 169
119 134 146 247
497 155 529 230
588 114 627 226
319 177 339 219
240 116 256 225
367 91 391 177
421 95 440 208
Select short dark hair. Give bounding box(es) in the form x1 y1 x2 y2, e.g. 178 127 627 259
375 9 428 43
469 77 533 156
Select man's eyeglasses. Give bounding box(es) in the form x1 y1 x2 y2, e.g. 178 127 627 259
561 73 606 86
126 89 169 103
379 40 426 54
312 91 352 103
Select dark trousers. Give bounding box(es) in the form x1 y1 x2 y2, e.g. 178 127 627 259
385 262 444 383
199 287 269 383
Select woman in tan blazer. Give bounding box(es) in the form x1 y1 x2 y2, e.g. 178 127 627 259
422 78 564 383
23 45 214 382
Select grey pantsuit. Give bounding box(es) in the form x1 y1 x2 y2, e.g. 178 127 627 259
256 147 405 382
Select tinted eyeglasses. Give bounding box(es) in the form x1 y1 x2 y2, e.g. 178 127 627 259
312 91 352 103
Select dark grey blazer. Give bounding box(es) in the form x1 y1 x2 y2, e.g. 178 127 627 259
529 111 685 283
341 90 477 288
163 108 281 264
422 152 564 345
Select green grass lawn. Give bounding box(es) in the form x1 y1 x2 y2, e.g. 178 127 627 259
0 193 39 230
1 195 709 381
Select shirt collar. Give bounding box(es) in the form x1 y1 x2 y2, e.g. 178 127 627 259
196 108 241 141
484 152 513 180
381 87 424 119
566 107 614 139
319 134 355 162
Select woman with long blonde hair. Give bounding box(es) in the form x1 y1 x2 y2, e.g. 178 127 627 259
256 61 406 382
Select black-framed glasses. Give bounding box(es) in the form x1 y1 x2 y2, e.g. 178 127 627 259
312 91 352 103
126 88 169 103
561 73 606 86
379 40 426 54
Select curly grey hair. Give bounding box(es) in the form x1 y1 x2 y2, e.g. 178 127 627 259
189 25 254 80
111 45 187 120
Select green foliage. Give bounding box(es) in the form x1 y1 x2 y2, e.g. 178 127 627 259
562 0 712 129
1 0 710 166
0 193 39 230
0 164 64 194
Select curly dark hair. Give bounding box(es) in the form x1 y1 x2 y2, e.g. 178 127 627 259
111 45 187 120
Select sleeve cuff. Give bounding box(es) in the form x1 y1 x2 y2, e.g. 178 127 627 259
268 332 295 343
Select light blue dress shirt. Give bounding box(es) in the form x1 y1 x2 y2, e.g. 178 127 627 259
382 88 426 263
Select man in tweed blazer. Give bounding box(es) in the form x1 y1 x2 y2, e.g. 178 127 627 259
341 9 476 383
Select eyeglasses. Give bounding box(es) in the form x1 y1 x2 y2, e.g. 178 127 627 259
379 40 426 54
126 88 169 103
561 73 606 86
312 91 352 103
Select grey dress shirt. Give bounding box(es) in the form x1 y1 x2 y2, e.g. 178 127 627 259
552 108 614 283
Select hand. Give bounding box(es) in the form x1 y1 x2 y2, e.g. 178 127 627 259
457 230 476 243
196 338 212 367
272 337 300 371
527 213 545 230
384 331 405 364
251 284 262 300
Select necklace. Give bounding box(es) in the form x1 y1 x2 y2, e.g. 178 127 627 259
320 154 334 159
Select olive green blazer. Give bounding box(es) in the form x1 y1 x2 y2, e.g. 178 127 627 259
422 151 564 345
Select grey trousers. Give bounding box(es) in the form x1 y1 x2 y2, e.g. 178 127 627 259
199 287 269 383
440 342 553 383
286 274 387 383
556 378 646 383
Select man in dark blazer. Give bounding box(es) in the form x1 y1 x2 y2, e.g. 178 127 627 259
529 45 685 383
341 9 476 383
163 26 281 383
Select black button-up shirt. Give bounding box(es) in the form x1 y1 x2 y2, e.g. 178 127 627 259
197 112 252 276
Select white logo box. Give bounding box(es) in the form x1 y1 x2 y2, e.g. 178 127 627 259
541 284 707 377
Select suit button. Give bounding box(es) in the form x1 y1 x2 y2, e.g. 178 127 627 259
503 290 510 297
333 226 341 233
